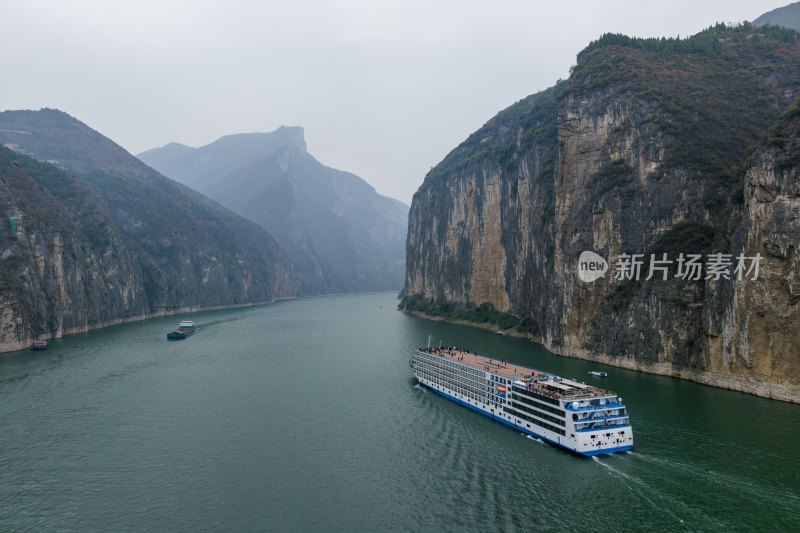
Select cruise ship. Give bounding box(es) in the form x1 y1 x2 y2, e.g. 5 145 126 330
411 341 633 456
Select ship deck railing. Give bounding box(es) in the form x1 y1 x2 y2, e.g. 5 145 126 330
575 422 631 433
576 410 626 422
565 401 624 412
416 347 617 403
575 415 630 426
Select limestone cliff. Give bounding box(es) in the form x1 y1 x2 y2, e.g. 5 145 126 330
403 24 800 401
716 112 800 397
0 148 149 350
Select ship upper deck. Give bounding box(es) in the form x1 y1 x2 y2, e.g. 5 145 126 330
416 346 615 402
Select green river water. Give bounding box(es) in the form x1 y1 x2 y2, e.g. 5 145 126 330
1 292 798 532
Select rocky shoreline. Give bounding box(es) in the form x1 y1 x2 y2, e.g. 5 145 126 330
0 297 298 354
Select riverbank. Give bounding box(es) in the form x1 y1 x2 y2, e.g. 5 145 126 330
0 296 297 354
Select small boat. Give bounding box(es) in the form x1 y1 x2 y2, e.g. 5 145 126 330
167 320 195 340
30 340 47 351
589 370 608 377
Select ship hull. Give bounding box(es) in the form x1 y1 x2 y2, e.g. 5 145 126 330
419 381 632 456
166 325 194 340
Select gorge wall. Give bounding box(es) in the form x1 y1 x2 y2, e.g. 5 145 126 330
403 24 800 402
0 111 298 352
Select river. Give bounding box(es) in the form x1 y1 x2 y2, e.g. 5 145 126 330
1 293 797 531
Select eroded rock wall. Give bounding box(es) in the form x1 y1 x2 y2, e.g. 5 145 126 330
404 50 800 401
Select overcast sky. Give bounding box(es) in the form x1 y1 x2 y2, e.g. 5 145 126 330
0 0 790 204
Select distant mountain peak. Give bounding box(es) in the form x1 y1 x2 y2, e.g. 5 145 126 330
139 126 409 294
164 141 194 150
208 126 306 155
276 124 304 137
138 125 310 189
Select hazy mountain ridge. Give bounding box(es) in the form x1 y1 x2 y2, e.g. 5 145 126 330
139 128 409 294
139 127 307 191
754 1 800 31
0 109 298 351
401 23 800 401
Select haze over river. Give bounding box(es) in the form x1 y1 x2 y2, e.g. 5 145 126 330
1 293 798 531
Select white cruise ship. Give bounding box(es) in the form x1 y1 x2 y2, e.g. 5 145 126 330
411 342 633 456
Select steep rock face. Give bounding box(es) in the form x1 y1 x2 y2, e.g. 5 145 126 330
0 110 298 351
716 124 800 395
0 148 149 349
553 89 713 365
406 85 561 333
403 25 800 401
